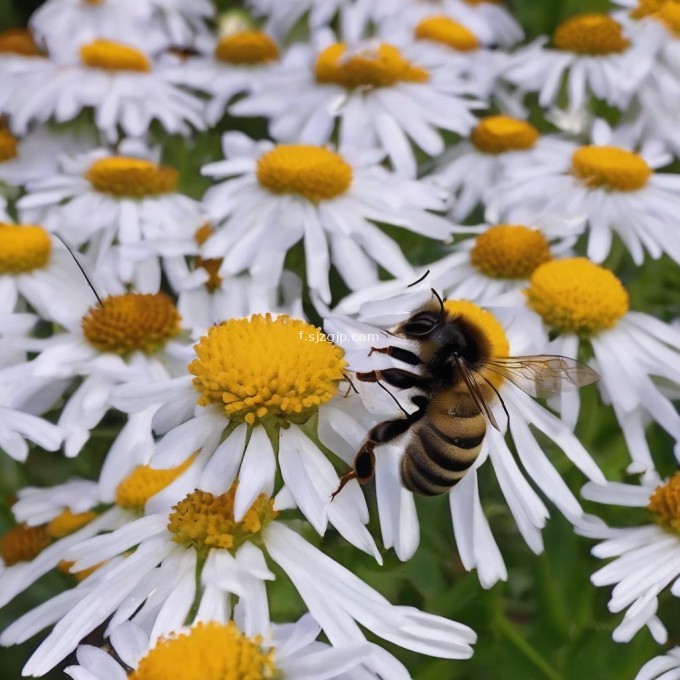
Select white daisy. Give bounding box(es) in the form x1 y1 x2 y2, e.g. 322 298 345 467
2 287 192 456
165 30 282 125
18 143 203 290
150 0 215 52
520 257 680 475
110 312 382 559
230 30 482 177
200 132 456 303
0 221 96 326
1 483 477 677
502 12 658 114
324 292 605 586
579 469 680 644
0 453 197 611
331 217 580 315
635 647 680 680
28 0 165 62
432 115 574 220
488 119 680 266
64 616 382 680
7 39 205 142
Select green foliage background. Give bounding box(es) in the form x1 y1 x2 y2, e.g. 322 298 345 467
0 0 678 678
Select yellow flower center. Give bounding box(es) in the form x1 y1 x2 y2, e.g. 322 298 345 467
189 314 346 427
0 126 18 162
315 42 429 89
215 31 279 65
444 300 509 388
116 456 197 511
648 472 680 534
470 225 551 279
414 16 479 51
129 621 276 680
471 116 539 154
0 224 51 275
81 293 182 356
46 510 97 538
80 39 151 72
572 146 651 192
0 524 51 566
85 157 178 198
256 145 353 202
0 28 41 56
553 14 630 55
525 258 629 337
168 484 278 557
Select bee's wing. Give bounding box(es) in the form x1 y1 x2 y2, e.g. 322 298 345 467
483 355 599 399
456 359 502 431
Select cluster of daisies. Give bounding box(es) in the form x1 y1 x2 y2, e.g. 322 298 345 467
0 0 679 677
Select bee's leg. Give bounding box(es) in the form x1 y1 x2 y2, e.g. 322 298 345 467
355 367 430 390
368 345 422 365
331 398 430 501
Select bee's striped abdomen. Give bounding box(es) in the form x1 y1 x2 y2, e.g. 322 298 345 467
400 411 486 496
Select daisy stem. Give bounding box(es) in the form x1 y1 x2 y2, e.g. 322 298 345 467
494 614 562 680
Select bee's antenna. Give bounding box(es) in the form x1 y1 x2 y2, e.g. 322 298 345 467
407 269 430 287
53 233 103 307
431 288 445 315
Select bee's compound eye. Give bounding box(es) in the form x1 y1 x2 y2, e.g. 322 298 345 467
402 312 439 337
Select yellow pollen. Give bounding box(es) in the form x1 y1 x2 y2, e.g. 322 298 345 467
116 456 196 511
572 146 651 192
85 156 178 197
414 16 479 51
0 224 51 275
315 42 429 89
0 126 18 162
257 145 353 202
215 31 279 65
80 39 151 72
82 0 104 5
444 300 509 389
554 14 630 55
46 510 97 538
130 621 276 680
81 292 181 356
168 485 278 557
471 116 539 154
189 314 346 426
0 28 41 56
0 524 51 566
525 258 629 337
470 225 551 279
648 472 680 534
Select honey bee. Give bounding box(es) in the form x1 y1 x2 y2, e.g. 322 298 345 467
332 291 599 498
